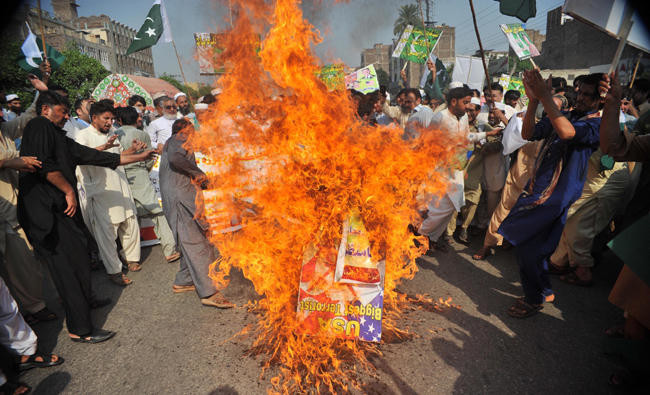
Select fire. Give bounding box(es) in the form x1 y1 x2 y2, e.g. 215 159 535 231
190 0 464 392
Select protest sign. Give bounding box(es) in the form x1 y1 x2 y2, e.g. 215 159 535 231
498 74 525 96
317 64 345 91
297 213 385 343
194 32 226 75
452 56 485 90
345 64 379 94
500 23 540 60
392 25 443 64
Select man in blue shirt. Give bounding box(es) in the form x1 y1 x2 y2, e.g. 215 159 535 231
500 71 603 318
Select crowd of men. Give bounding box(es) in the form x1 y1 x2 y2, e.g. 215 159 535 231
0 62 231 393
0 56 649 391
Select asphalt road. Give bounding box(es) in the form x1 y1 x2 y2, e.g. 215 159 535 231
21 236 632 394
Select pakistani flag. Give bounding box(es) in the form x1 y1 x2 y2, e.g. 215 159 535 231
391 25 443 64
495 0 537 22
18 23 65 77
126 0 172 55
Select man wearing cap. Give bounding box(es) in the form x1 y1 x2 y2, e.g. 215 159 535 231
147 96 178 152
3 95 22 122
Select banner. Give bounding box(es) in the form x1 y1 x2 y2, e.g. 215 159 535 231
193 32 226 75
451 56 485 90
297 214 385 343
391 25 443 64
92 74 153 108
317 64 345 91
498 74 525 96
500 23 540 60
345 64 379 94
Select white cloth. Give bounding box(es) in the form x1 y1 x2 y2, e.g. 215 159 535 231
90 212 140 274
428 109 469 211
63 117 90 140
501 111 529 155
418 194 456 241
0 276 37 361
75 126 136 224
146 116 175 148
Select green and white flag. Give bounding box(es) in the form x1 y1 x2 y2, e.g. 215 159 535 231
18 23 65 77
126 0 172 55
391 25 443 64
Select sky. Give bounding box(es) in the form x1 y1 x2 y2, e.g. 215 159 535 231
30 0 566 84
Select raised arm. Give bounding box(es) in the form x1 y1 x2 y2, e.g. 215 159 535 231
523 69 576 140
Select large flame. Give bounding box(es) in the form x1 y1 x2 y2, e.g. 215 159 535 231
190 0 463 392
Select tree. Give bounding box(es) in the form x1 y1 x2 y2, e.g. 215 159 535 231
393 4 421 37
375 67 390 87
159 73 199 99
0 41 36 105
49 43 110 102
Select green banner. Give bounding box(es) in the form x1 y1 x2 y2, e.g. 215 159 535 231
392 25 443 64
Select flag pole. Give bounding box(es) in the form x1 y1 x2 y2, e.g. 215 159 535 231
171 39 193 105
36 0 48 62
469 0 491 106
629 52 643 88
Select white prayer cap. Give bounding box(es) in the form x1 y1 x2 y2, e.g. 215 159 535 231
5 94 19 102
194 103 209 110
494 102 506 111
152 92 167 100
448 81 463 89
211 88 222 96
173 92 186 100
470 97 481 106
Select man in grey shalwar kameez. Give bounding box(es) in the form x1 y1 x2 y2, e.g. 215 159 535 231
159 118 233 308
114 107 179 262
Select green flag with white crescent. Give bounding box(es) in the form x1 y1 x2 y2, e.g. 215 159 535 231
126 0 172 55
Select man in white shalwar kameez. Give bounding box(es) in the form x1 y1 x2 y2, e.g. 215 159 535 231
75 102 142 286
411 86 474 252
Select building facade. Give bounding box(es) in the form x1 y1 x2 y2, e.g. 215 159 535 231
20 0 154 76
537 6 644 71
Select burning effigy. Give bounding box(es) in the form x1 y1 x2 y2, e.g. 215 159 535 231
189 0 463 392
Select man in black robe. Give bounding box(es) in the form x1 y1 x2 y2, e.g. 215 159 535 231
18 91 155 343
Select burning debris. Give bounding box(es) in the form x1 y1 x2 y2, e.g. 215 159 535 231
189 0 463 392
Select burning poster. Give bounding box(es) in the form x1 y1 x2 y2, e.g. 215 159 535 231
344 64 379 94
297 213 384 343
500 23 540 60
194 32 226 75
317 64 345 91
392 24 443 63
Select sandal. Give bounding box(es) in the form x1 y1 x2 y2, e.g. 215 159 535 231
31 307 57 322
547 262 572 275
472 246 494 260
166 252 181 263
109 273 133 286
201 292 235 309
560 271 593 287
172 284 195 293
0 381 31 395
127 262 142 272
17 353 64 371
507 298 542 318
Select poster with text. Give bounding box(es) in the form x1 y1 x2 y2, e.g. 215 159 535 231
345 64 380 94
500 23 540 60
194 32 226 75
392 25 443 64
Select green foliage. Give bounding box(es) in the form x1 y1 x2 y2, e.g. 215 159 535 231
375 67 390 87
393 4 421 37
198 84 213 97
0 41 36 106
159 73 185 92
49 43 110 102
159 73 206 100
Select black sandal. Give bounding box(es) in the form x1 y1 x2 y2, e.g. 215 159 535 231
17 353 64 371
31 307 57 322
0 381 31 395
507 299 542 318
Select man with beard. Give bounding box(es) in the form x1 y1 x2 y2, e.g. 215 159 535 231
18 91 156 342
500 71 603 318
147 96 178 152
175 92 191 116
2 95 22 122
75 102 147 286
